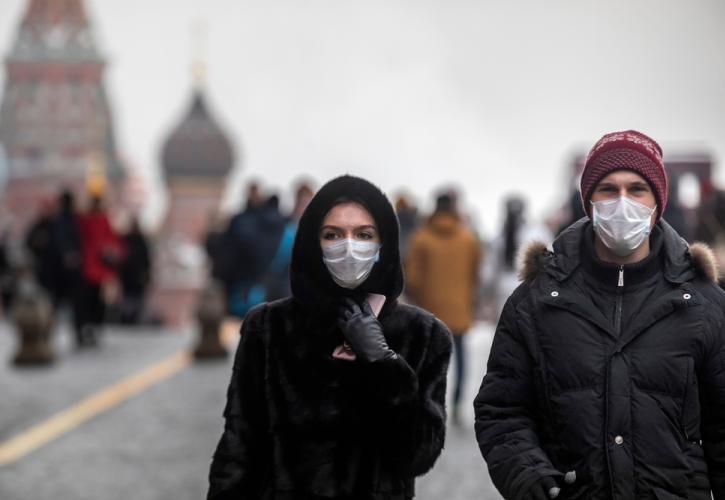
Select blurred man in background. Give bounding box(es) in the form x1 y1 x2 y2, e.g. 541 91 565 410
405 192 481 425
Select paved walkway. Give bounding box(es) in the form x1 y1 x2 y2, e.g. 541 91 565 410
0 319 501 500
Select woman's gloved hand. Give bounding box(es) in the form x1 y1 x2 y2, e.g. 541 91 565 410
337 297 397 363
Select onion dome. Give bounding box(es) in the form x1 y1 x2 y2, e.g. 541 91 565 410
161 91 234 179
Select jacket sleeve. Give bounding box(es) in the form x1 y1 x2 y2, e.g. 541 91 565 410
700 307 725 499
351 316 452 476
473 294 561 499
207 305 268 500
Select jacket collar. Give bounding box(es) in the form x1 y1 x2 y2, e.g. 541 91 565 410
546 218 697 285
579 225 664 291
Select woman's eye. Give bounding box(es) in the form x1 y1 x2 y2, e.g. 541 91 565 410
357 231 375 240
322 232 339 240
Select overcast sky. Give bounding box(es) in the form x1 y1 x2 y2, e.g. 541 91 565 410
1 0 724 234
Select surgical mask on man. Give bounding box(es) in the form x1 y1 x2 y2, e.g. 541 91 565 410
591 196 656 257
322 238 381 289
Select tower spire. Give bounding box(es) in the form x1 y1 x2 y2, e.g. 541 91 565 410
190 19 208 89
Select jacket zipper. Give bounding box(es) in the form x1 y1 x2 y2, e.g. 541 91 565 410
615 265 624 336
605 265 624 500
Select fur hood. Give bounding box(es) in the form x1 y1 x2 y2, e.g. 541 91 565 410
289 175 404 317
518 218 719 284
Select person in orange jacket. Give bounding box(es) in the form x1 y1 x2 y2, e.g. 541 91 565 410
405 193 481 424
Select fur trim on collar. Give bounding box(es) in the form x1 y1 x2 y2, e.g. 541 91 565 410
689 242 719 283
517 241 551 283
517 239 720 283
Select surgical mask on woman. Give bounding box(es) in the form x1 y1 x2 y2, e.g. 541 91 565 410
591 196 656 257
322 238 380 289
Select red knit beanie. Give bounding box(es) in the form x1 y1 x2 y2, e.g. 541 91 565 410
580 130 667 218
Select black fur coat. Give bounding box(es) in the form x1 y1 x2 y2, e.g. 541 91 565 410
208 176 452 500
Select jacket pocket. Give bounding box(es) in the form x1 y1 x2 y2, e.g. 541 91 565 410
679 357 700 443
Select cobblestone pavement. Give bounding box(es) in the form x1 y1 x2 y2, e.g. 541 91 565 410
0 319 501 500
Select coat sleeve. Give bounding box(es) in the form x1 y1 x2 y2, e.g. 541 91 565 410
351 316 452 476
700 307 725 499
207 304 268 500
473 294 561 499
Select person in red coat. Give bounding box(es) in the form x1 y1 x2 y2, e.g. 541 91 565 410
75 196 125 347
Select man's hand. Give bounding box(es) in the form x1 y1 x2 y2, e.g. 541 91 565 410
528 476 561 500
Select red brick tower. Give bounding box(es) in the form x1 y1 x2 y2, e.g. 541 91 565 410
0 0 124 234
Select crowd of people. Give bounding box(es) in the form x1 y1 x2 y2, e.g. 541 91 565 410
3 189 150 347
3 130 725 497
206 130 725 500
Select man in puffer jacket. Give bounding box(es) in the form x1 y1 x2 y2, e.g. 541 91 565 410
474 130 725 499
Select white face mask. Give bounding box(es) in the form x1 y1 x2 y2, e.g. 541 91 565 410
591 196 656 257
321 238 381 289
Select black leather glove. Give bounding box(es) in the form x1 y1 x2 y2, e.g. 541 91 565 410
337 297 397 363
528 476 561 500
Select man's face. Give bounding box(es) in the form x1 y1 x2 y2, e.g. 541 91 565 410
590 169 658 228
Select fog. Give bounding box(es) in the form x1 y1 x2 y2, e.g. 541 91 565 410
1 0 724 235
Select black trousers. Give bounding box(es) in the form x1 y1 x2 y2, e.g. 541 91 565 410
72 280 104 342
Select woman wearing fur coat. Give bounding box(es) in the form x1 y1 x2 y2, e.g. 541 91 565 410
474 130 725 499
208 175 452 500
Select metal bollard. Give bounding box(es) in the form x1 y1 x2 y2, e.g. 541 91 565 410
193 282 228 360
11 275 55 366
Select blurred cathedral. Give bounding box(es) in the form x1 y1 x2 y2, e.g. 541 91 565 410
0 0 129 235
152 77 235 326
0 0 237 326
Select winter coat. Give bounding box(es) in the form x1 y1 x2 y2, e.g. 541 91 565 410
77 210 125 285
474 218 725 499
208 175 452 500
405 212 481 333
25 214 61 295
119 229 150 296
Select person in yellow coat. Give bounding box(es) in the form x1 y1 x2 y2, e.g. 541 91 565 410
405 193 481 423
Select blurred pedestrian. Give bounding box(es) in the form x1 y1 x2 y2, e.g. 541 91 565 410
52 190 84 322
204 210 229 288
0 227 18 313
24 198 59 300
264 180 315 301
405 192 481 425
119 217 151 324
225 182 267 316
481 195 552 319
662 176 688 240
75 195 125 346
474 130 725 498
695 182 725 289
394 191 419 260
208 175 452 500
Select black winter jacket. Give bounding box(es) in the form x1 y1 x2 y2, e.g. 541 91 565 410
208 175 452 500
474 219 725 500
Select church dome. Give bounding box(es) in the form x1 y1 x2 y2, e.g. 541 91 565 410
161 91 234 179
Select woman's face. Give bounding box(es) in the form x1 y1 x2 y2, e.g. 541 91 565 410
320 202 380 247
